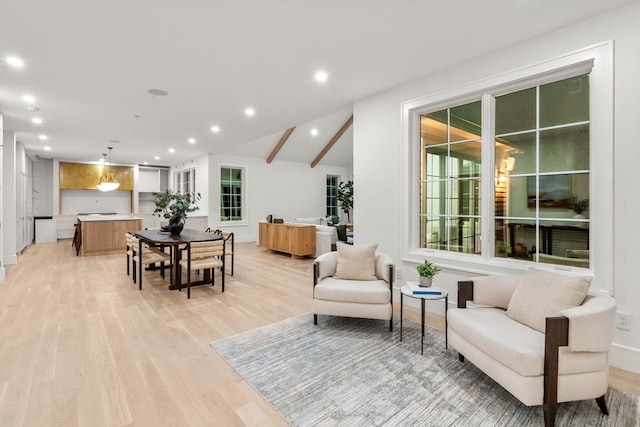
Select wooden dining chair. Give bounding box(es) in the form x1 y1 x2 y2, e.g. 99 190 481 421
131 236 172 290
206 228 235 276
178 240 225 299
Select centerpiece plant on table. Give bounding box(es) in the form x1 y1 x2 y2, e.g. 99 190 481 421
152 189 201 235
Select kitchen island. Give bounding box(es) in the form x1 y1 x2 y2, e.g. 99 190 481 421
77 214 143 256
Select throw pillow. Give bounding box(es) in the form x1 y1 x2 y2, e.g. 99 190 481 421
506 267 591 332
334 242 378 281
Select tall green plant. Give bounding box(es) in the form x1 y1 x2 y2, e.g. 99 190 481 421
336 180 353 223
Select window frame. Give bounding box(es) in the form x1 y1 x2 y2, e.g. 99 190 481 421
401 41 613 293
219 165 246 225
326 174 341 218
173 167 196 196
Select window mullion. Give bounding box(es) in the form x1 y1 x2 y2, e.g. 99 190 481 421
482 93 495 260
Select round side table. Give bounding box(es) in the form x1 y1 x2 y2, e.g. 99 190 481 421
399 283 448 355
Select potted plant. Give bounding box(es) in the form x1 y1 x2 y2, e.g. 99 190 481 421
152 189 201 235
336 180 353 223
568 195 589 216
416 259 440 287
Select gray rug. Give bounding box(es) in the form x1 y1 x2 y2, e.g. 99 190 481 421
210 314 639 427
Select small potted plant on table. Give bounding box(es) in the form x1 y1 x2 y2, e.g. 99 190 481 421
416 259 440 287
152 190 201 235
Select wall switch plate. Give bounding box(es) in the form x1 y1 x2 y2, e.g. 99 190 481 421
615 312 631 331
395 269 402 280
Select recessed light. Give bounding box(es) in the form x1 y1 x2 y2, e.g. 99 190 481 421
188 138 196 144
32 117 42 124
23 94 35 103
211 125 220 133
144 161 149 165
310 128 319 136
39 134 48 140
315 71 328 82
245 108 255 117
44 146 51 151
154 156 160 160
169 148 175 153
6 56 24 68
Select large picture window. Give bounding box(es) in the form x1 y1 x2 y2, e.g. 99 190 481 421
419 74 591 269
220 167 243 222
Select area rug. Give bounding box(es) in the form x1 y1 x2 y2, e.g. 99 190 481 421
210 314 639 427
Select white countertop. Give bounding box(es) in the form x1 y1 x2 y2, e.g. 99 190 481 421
77 214 143 222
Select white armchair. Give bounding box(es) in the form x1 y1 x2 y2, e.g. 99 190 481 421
313 243 394 331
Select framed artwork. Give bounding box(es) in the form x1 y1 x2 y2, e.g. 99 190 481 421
527 175 570 208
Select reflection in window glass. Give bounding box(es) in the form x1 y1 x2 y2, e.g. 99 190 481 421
420 101 482 253
494 74 590 268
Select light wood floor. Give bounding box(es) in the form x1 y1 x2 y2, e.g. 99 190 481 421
0 240 637 426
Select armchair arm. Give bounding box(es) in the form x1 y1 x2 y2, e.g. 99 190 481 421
374 253 394 284
314 252 338 284
457 280 474 308
557 292 616 352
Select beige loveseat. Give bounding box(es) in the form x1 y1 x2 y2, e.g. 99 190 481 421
447 268 616 427
313 243 394 331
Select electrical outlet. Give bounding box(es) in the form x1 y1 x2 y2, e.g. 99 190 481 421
615 312 631 331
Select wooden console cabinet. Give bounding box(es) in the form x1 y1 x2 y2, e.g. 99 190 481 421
258 222 316 257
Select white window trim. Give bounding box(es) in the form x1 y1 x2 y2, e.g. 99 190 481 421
218 164 248 227
401 41 614 294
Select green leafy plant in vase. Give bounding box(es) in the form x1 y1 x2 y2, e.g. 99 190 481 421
416 259 440 287
152 189 201 235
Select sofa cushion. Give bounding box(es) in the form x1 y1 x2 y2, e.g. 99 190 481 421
314 277 390 304
506 268 591 333
472 274 519 309
335 243 377 281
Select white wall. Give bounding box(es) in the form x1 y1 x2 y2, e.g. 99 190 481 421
0 113 3 280
353 1 640 372
207 153 349 242
2 130 17 266
33 158 54 216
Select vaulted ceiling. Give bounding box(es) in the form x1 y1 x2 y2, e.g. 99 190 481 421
0 0 631 168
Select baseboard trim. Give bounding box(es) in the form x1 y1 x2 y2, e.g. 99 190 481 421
610 342 640 374
2 255 17 266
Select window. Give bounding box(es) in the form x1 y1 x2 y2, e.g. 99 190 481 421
494 76 590 268
326 175 340 217
418 75 590 268
420 101 482 254
404 43 612 291
174 168 195 196
220 167 243 222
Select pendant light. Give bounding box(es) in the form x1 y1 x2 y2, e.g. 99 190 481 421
97 147 120 191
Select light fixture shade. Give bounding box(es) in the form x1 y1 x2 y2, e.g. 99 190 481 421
97 172 120 191
97 147 120 191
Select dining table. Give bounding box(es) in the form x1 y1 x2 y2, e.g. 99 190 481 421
134 228 222 290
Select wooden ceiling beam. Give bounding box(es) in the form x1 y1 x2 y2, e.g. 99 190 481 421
267 126 296 164
310 115 353 168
